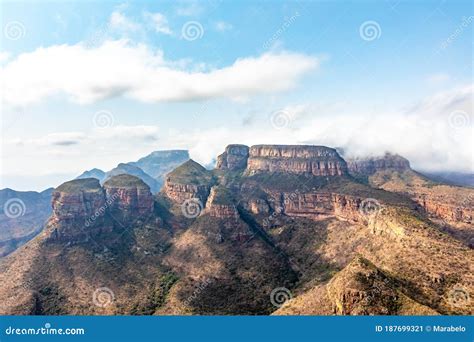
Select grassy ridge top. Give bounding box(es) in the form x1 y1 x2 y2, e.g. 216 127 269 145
56 178 102 193
167 160 214 186
103 174 149 189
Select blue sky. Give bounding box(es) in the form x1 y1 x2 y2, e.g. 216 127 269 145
1 0 473 190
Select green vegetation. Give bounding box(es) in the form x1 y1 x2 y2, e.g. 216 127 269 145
210 186 234 205
56 178 102 193
131 273 179 315
103 174 149 189
167 160 214 186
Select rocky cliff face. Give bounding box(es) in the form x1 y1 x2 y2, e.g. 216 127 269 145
204 186 239 219
163 160 214 204
415 195 472 224
48 178 112 242
164 182 211 204
47 175 154 242
216 144 249 171
246 145 348 176
103 174 154 225
346 153 411 176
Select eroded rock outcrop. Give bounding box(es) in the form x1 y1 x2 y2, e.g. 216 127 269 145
205 186 239 219
164 160 214 204
246 145 348 176
48 178 112 242
415 195 472 224
103 174 154 224
346 153 411 176
216 144 250 171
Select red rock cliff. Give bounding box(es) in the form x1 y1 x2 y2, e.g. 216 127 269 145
48 178 112 242
103 174 154 224
246 145 348 176
216 144 249 171
346 153 411 176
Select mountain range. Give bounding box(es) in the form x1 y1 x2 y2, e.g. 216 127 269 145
0 150 189 257
0 144 472 315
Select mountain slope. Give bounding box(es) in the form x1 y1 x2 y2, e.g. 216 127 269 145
346 153 474 248
275 256 439 315
76 168 106 182
129 150 189 182
105 163 160 193
0 188 53 257
0 144 472 316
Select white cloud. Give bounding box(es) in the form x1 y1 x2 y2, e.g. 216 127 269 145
215 21 232 32
0 40 319 106
426 72 450 85
2 125 161 188
0 51 10 64
109 11 140 32
144 12 172 35
161 85 473 174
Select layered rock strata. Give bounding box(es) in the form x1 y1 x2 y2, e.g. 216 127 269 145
103 174 154 224
216 144 250 171
246 145 348 176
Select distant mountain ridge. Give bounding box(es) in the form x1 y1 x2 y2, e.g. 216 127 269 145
76 168 106 182
0 187 53 256
76 150 190 193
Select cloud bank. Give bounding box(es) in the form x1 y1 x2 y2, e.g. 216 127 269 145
1 40 319 106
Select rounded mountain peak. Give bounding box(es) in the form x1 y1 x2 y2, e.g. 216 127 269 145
103 174 150 189
55 178 102 193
